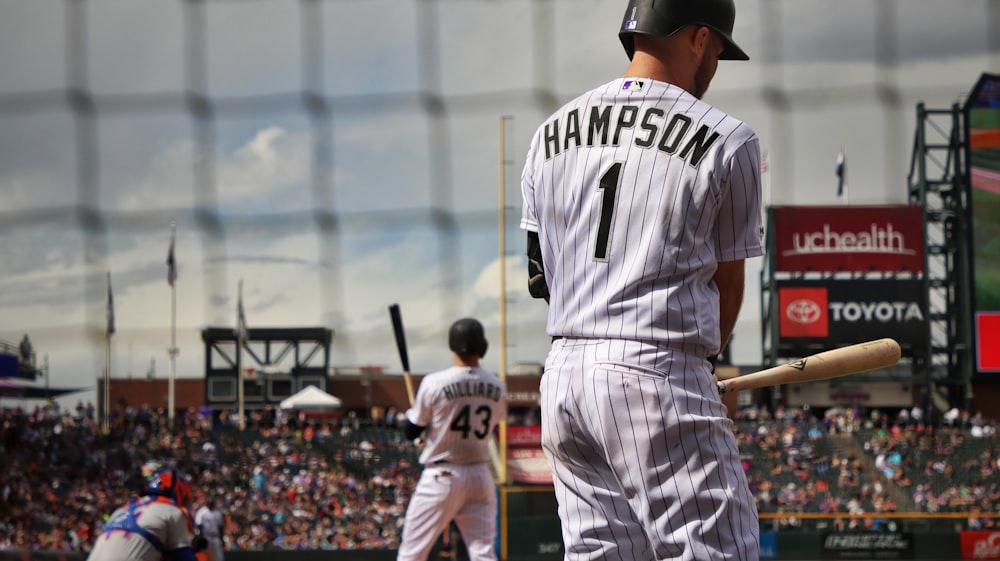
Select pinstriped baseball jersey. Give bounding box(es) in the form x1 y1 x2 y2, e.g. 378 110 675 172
405 365 507 466
520 77 764 358
398 365 507 561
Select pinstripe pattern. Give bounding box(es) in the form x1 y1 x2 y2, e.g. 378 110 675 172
520 78 763 357
541 339 758 561
397 464 498 561
520 77 763 561
397 365 507 561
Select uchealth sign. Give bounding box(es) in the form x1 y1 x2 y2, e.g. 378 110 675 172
771 205 924 272
777 279 928 350
961 531 1000 559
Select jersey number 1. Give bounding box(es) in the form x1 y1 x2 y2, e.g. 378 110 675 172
594 162 623 261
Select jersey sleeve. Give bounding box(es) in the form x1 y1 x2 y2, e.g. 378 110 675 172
519 134 540 233
405 377 433 428
714 134 765 263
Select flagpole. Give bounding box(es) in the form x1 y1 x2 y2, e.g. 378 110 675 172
105 336 111 432
236 279 244 430
837 145 848 206
168 222 178 424
104 271 114 433
843 145 849 205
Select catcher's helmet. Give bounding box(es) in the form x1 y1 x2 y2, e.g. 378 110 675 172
619 0 749 61
449 318 488 358
143 468 193 508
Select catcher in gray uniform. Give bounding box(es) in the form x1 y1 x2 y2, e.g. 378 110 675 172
87 469 198 561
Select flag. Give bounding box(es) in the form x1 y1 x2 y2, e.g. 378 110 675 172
166 233 177 286
836 149 846 197
106 272 115 337
235 281 248 344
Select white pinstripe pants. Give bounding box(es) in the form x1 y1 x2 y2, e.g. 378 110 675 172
541 338 759 561
397 462 497 561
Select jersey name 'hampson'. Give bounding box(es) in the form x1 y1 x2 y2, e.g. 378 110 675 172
540 104 720 166
442 380 503 402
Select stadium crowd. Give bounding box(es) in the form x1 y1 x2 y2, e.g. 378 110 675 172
0 402 416 552
2 400 1000 552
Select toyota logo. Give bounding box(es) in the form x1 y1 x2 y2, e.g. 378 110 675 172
786 299 821 324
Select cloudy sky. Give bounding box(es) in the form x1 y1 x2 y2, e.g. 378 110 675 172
0 0 997 408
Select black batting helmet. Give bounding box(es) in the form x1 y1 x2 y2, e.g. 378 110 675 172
449 318 488 358
619 0 749 61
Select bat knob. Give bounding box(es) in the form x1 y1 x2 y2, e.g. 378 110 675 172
716 381 727 395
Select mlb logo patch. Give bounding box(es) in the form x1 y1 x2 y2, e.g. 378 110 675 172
622 80 645 92
624 20 637 30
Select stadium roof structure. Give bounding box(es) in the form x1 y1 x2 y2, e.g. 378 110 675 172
0 377 90 399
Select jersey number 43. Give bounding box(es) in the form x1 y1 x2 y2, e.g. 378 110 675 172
450 405 492 439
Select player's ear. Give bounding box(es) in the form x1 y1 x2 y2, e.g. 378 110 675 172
690 26 711 58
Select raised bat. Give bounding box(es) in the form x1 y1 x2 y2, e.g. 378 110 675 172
388 303 416 405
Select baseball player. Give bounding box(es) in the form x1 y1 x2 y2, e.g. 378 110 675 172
194 497 225 561
87 469 198 561
519 1 763 560
397 318 508 561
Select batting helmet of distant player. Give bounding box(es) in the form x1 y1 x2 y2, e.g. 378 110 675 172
449 318 488 358
619 0 749 61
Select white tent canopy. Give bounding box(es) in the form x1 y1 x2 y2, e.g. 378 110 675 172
279 385 343 411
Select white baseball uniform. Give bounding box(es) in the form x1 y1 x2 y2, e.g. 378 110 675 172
397 365 508 561
520 77 763 561
87 496 196 561
194 504 225 561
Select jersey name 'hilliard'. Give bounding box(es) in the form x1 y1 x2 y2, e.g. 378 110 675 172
442 380 503 402
541 104 719 166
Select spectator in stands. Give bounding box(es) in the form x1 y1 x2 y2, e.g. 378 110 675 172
18 334 32 365
5 401 1000 550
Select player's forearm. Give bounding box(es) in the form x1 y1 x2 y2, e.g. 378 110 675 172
713 259 746 356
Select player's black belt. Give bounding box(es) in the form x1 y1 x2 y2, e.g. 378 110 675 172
552 336 562 342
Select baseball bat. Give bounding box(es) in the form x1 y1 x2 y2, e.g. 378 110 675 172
388 303 416 405
716 338 901 394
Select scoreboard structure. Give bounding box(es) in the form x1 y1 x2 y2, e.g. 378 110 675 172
965 73 1000 374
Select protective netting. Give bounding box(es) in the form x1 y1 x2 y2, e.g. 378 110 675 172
0 0 997 392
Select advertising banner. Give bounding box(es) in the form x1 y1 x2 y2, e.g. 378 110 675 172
507 425 552 484
786 381 915 407
771 205 924 273
776 279 928 351
821 532 914 560
759 531 777 560
976 313 1000 372
0 354 18 378
961 531 1000 559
